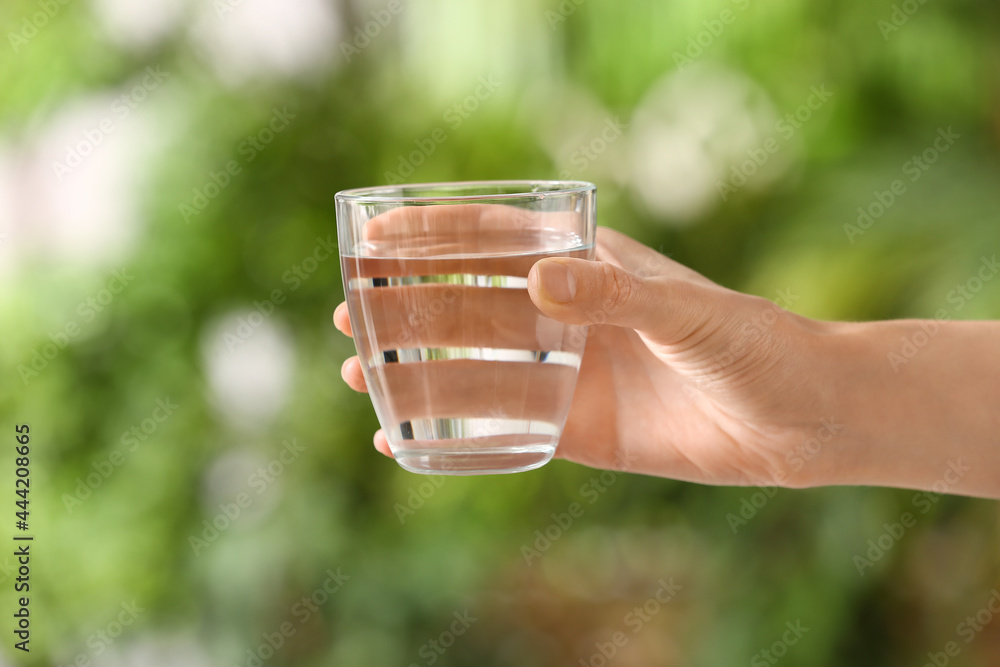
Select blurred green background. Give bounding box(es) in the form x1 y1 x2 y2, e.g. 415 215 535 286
3 0 1000 665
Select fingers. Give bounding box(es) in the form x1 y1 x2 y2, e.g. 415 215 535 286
334 302 353 337
373 429 393 458
595 227 715 287
339 361 390 457
341 357 368 393
527 254 724 348
343 284 571 351
526 226 727 347
344 252 558 284
369 359 580 421
362 204 583 246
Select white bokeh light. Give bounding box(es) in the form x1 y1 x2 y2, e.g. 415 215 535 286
528 83 629 185
200 446 281 525
200 310 296 429
0 75 176 271
0 145 17 280
91 635 213 667
628 122 719 223
90 0 189 50
27 98 145 264
189 0 341 87
627 64 796 224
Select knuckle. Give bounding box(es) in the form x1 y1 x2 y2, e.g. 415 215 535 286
601 263 635 313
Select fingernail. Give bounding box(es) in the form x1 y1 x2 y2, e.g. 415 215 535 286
537 260 577 304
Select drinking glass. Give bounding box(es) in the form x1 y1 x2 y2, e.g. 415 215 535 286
336 180 596 475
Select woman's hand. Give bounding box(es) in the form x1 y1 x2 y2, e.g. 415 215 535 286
337 226 836 487
337 225 1000 498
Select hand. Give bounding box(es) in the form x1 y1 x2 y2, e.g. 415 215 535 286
522 227 840 486
337 225 835 487
337 219 1000 498
523 230 1000 498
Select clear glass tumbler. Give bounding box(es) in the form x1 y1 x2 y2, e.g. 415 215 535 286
337 181 596 475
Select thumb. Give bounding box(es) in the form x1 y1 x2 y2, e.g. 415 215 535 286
527 257 722 346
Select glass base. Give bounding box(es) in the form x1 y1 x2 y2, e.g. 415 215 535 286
393 445 556 475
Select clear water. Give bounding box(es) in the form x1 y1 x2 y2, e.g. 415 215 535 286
342 229 591 474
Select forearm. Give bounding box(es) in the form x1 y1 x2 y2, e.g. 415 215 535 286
812 320 1000 498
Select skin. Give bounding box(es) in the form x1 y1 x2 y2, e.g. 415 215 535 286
336 225 1000 499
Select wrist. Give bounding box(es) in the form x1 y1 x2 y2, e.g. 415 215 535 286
794 318 998 497
780 318 871 489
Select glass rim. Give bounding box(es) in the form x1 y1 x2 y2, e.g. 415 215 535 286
335 180 595 204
